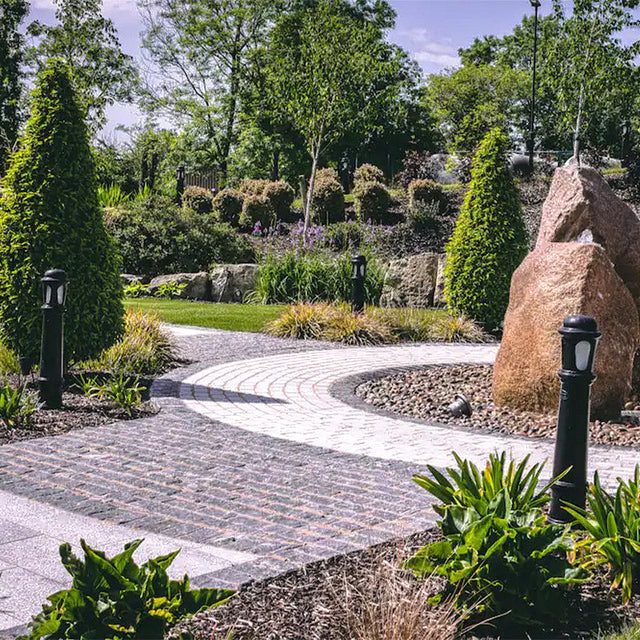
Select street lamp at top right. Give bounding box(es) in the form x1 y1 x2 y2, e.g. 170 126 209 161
528 0 541 175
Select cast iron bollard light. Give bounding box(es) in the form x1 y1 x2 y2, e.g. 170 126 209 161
39 269 67 409
548 314 601 524
176 165 186 203
351 254 367 313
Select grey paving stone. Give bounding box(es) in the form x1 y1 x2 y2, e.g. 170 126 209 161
0 522 38 545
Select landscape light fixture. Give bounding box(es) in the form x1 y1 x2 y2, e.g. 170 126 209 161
176 165 186 202
528 0 541 174
351 254 367 313
548 315 601 524
448 394 472 418
39 269 67 409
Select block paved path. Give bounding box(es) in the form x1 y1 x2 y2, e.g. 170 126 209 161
0 326 638 636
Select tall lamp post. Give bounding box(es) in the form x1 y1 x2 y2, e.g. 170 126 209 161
528 0 541 174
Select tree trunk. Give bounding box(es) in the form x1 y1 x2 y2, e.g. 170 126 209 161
271 150 280 181
304 146 321 241
573 81 585 165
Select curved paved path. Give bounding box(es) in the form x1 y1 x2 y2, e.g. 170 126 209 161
1 327 638 635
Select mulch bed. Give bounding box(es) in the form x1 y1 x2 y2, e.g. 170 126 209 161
355 364 640 448
168 527 640 640
0 374 158 446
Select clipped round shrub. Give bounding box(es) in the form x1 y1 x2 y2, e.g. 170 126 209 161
239 194 274 232
182 186 213 214
444 128 528 329
213 188 243 226
353 180 391 223
408 179 444 229
315 167 339 182
263 180 295 222
0 61 123 365
354 163 384 185
311 173 345 224
239 178 270 196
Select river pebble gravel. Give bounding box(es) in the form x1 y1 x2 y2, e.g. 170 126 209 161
356 364 640 448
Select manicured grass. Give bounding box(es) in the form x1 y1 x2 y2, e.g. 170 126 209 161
124 299 287 332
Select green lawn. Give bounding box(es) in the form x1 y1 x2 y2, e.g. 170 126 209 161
124 299 287 332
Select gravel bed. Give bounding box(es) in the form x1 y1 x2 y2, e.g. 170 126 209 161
355 364 640 447
169 527 639 640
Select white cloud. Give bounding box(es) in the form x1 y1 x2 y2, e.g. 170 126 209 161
414 43 459 67
394 28 459 71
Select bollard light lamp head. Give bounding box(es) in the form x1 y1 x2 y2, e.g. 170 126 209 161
42 269 67 308
559 315 601 375
351 254 367 280
177 165 185 180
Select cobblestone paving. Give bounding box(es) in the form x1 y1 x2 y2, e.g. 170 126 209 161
0 326 636 605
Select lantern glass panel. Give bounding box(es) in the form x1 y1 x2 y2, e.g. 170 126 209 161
57 285 65 305
575 340 591 371
45 285 52 305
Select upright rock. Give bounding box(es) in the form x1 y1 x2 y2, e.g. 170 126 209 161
493 166 640 420
492 244 639 419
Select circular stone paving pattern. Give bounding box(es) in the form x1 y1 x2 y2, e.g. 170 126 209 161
179 343 640 487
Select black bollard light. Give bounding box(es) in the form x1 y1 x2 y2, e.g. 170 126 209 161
39 269 67 409
351 254 367 313
176 165 186 203
548 315 601 524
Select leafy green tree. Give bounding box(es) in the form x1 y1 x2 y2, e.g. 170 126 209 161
27 0 138 132
444 128 528 329
0 0 28 169
266 0 410 236
547 0 640 161
139 0 276 178
427 64 529 153
0 60 124 366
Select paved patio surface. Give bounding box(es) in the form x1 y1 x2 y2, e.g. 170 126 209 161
0 326 637 636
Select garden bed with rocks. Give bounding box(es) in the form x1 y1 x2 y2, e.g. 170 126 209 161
0 375 158 446
168 527 639 640
355 364 640 447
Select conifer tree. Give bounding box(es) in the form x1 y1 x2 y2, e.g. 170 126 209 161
0 60 123 365
444 128 528 329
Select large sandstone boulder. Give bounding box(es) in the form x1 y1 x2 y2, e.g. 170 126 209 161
147 272 210 300
537 166 640 313
492 243 639 420
380 253 440 308
210 264 258 303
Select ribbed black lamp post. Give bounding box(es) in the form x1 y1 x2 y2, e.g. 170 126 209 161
39 269 67 409
176 165 186 203
548 315 601 524
351 255 367 313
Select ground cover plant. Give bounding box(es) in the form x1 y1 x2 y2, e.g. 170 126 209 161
20 538 234 640
265 303 488 344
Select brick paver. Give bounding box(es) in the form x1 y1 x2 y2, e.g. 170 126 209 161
0 328 638 634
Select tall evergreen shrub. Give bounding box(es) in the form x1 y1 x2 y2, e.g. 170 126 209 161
0 60 123 365
444 128 527 329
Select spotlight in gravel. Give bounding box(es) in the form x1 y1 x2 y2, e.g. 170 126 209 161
549 314 601 525
39 268 67 409
448 394 472 418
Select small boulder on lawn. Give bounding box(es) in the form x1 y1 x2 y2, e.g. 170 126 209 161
147 273 210 300
210 264 258 303
492 243 639 420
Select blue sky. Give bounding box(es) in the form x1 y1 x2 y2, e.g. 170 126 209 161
27 0 554 140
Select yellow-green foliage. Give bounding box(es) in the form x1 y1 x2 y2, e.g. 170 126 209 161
0 342 20 375
239 194 274 232
87 309 176 375
266 303 489 345
0 61 123 365
444 128 527 329
266 303 393 345
311 169 345 224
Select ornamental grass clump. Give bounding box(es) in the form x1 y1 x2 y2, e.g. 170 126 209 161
444 128 528 330
428 314 491 343
0 60 124 367
87 309 176 376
